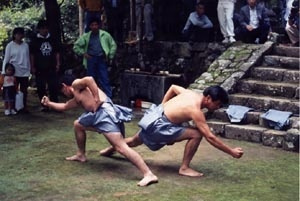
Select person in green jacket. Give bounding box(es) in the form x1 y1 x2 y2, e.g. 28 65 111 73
73 18 116 98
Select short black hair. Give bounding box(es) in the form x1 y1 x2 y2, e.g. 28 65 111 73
12 27 24 40
203 85 229 105
4 63 15 75
196 2 205 7
88 17 100 26
37 19 49 29
58 74 76 90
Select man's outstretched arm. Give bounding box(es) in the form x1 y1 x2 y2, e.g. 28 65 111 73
41 96 78 111
193 112 244 158
162 85 187 104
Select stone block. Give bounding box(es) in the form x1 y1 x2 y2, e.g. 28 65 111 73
207 121 229 136
224 124 267 142
283 70 300 83
262 130 286 147
290 117 300 129
246 112 260 124
294 87 299 99
221 71 245 92
172 42 192 57
282 129 299 152
274 46 300 57
192 43 208 52
251 67 285 82
120 72 183 106
239 62 254 72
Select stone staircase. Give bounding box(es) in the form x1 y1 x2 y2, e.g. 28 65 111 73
206 45 300 152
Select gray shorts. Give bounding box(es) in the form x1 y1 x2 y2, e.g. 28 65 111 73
138 104 185 151
78 98 132 136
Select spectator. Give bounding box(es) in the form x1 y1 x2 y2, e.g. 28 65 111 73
285 0 299 46
79 0 103 33
73 18 116 98
217 0 236 43
136 0 154 42
2 27 31 113
30 20 61 112
182 2 213 42
236 0 270 44
284 0 295 25
1 63 17 116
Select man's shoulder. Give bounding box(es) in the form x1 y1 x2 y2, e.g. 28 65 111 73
99 29 112 37
240 5 248 12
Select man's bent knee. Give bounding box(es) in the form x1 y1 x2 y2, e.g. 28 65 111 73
74 120 85 130
114 144 129 156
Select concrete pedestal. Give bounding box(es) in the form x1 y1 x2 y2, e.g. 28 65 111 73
120 71 184 106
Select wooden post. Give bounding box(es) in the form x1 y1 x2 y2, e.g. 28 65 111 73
79 5 83 36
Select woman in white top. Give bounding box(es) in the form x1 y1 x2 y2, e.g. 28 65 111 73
2 27 31 112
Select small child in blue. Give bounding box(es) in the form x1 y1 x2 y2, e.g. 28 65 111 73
1 63 17 116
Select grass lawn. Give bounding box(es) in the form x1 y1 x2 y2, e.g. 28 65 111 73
0 90 299 201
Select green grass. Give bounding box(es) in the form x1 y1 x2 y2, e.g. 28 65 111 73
0 90 299 201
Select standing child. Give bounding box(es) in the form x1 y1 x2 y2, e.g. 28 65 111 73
1 63 17 116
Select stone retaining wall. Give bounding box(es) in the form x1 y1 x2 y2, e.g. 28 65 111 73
189 41 274 93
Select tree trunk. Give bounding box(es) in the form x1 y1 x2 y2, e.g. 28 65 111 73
44 0 61 46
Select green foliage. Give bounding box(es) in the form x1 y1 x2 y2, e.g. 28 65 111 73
0 26 8 51
0 6 43 52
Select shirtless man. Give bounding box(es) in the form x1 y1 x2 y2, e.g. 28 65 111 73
41 76 157 186
100 85 244 177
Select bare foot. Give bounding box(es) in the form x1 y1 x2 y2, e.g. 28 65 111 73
179 167 204 177
137 173 158 187
99 146 115 156
65 154 87 162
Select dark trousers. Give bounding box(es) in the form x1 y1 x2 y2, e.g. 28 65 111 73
182 26 212 42
35 71 59 103
239 24 270 44
86 56 112 98
15 76 29 108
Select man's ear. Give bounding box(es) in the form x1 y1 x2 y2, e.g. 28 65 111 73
203 95 209 104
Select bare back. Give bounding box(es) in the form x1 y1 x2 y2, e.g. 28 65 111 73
163 91 204 124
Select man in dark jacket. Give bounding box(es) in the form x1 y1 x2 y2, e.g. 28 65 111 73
236 0 270 44
30 20 60 111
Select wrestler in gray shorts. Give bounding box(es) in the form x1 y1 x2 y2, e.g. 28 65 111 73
138 104 186 151
78 98 132 136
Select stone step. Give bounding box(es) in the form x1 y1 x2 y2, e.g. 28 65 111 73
251 66 299 83
236 79 298 98
207 120 299 151
207 108 299 130
262 55 300 69
273 46 300 58
229 93 300 114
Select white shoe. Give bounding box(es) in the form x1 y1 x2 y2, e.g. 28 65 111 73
4 110 10 116
222 37 229 43
10 109 17 115
229 37 236 43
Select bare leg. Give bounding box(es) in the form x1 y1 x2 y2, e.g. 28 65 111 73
174 128 203 177
100 131 143 156
103 132 158 186
65 120 87 162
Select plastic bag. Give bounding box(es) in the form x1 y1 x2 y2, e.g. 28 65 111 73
15 91 24 111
